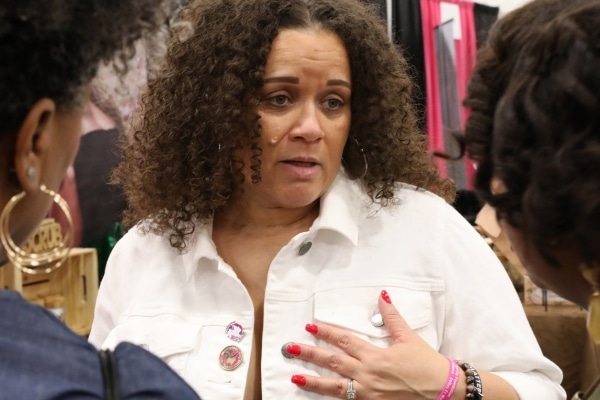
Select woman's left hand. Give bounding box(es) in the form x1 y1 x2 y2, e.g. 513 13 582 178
284 290 455 399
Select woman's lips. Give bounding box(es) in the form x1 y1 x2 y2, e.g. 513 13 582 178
281 159 320 178
284 160 317 167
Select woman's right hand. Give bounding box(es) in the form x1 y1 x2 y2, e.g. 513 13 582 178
285 290 464 399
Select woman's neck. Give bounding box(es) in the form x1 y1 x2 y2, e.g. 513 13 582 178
214 198 320 233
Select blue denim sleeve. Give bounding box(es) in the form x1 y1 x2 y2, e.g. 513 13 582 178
0 290 200 400
114 342 200 400
0 290 103 399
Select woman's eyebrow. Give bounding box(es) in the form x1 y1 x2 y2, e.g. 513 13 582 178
263 76 351 88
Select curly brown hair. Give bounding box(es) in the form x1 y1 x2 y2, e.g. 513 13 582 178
464 0 600 264
0 0 167 136
115 0 455 251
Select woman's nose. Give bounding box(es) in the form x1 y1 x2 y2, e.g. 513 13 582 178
289 102 323 142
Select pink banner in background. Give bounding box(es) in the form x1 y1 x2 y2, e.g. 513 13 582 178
420 0 477 188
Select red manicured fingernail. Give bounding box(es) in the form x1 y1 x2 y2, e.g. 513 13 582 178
381 290 392 304
291 375 307 386
286 343 302 356
305 324 319 335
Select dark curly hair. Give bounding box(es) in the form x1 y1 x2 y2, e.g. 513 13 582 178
0 0 167 136
116 0 455 251
464 0 600 264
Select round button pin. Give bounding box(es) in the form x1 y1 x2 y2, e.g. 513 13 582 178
219 345 243 371
298 241 312 255
225 321 245 342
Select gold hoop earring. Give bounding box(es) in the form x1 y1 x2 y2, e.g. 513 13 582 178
0 185 73 275
580 263 600 344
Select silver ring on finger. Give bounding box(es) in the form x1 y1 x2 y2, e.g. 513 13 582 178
346 378 357 399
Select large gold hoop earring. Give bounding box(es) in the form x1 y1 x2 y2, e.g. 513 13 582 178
0 184 73 275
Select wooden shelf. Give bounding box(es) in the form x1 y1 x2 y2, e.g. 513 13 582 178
0 248 99 336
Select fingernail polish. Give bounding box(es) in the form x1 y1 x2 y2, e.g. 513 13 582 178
381 290 392 304
291 375 307 386
305 324 318 335
281 342 295 359
286 343 302 356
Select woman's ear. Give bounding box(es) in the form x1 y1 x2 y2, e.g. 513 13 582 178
13 98 56 192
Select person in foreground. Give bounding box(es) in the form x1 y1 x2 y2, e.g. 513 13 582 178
0 1 200 398
89 0 565 399
462 0 600 398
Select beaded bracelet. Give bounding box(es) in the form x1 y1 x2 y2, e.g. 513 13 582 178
455 360 483 399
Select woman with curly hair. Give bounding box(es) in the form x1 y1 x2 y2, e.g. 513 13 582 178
90 0 564 399
464 0 600 398
0 1 200 398
466 0 600 311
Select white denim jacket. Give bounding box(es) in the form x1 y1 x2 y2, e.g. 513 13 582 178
89 173 566 400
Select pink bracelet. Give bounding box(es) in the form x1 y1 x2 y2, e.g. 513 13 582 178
436 358 460 400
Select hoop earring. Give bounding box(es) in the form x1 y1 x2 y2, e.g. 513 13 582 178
0 185 73 275
351 137 368 179
581 263 600 344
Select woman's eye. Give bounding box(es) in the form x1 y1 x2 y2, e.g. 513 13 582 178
324 98 343 110
269 95 290 106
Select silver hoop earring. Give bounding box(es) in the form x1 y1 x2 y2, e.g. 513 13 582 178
354 138 368 178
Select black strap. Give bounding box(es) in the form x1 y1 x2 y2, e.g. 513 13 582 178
99 349 121 400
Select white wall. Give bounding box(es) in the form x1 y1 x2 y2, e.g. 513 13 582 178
475 0 532 15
